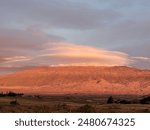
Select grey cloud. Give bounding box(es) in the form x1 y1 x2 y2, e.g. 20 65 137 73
131 58 150 70
63 19 150 69
0 0 121 30
118 41 150 58
72 19 150 54
0 28 65 70
0 28 64 57
81 20 150 46
0 57 8 63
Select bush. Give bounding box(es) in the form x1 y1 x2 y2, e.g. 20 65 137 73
0 92 5 97
6 92 24 97
107 96 114 104
10 100 20 105
140 96 150 104
7 92 17 97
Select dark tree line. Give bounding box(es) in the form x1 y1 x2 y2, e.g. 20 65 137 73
0 91 24 97
107 96 150 104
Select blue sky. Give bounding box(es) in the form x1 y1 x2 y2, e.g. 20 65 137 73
0 0 150 74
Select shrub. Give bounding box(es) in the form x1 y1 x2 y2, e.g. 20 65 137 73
10 100 20 105
107 96 114 104
6 92 24 97
140 96 150 104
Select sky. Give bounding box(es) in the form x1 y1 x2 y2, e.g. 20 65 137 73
0 0 150 74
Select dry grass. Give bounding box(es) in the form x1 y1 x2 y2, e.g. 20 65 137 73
0 95 150 113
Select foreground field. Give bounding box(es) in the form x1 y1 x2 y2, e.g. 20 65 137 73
0 95 150 113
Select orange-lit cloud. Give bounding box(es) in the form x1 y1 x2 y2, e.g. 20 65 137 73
0 28 149 75
4 56 31 63
40 42 131 66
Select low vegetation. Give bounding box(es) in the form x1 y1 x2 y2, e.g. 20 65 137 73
0 91 24 97
0 93 150 113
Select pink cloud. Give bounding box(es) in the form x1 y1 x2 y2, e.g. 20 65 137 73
40 42 131 66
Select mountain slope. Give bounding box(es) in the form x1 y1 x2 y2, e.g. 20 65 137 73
0 66 149 95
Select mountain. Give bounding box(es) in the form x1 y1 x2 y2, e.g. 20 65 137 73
0 66 149 95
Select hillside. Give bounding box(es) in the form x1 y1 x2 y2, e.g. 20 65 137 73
0 66 149 95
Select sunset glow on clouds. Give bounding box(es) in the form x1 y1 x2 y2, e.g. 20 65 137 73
0 29 131 69
0 0 150 74
40 42 130 66
0 28 149 74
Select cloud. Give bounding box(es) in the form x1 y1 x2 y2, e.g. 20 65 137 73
1 40 131 68
3 56 31 63
0 28 133 74
0 28 64 57
0 0 149 71
133 57 150 60
130 56 150 69
40 42 130 66
0 28 64 68
0 26 149 74
0 0 120 30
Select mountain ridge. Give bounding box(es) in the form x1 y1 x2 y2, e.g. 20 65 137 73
0 66 149 95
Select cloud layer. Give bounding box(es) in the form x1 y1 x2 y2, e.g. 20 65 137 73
0 0 120 30
41 42 130 66
0 29 133 74
0 0 150 74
